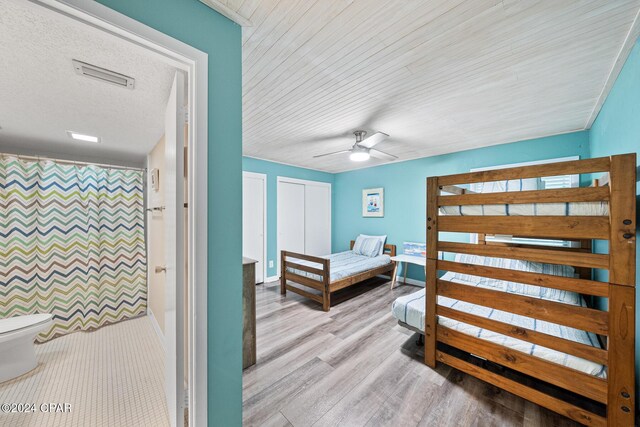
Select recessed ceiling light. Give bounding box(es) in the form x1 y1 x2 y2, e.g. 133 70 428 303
67 131 100 143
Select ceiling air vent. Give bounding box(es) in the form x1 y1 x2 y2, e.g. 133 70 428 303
72 60 135 89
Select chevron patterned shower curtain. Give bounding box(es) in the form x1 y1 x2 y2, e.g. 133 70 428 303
0 156 147 341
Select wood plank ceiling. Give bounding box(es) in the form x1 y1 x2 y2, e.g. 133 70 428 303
226 0 640 173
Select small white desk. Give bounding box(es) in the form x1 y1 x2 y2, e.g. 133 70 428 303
390 254 426 289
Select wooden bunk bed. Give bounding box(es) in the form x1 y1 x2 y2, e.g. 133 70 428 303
424 154 636 426
280 240 396 311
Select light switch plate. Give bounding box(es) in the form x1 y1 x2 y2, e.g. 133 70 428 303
268 260 274 268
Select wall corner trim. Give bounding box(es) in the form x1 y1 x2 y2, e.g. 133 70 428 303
586 8 640 129
199 0 252 26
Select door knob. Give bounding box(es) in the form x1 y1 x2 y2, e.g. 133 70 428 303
155 266 167 273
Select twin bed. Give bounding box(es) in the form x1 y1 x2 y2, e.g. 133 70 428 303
392 256 606 378
392 154 636 426
280 239 396 311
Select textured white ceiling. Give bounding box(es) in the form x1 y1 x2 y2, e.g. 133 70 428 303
0 0 177 164
235 0 640 173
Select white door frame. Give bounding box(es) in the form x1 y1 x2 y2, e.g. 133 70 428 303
34 1 209 426
243 171 267 283
276 176 332 277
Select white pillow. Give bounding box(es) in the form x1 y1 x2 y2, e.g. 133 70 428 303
359 234 387 256
353 236 383 257
476 178 539 193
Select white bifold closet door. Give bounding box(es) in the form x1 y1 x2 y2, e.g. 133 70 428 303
278 182 306 254
304 184 331 255
277 178 331 276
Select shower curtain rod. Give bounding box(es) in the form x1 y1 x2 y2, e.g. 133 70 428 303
0 152 146 172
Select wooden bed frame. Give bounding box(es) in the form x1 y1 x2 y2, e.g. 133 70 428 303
425 154 636 426
280 241 396 311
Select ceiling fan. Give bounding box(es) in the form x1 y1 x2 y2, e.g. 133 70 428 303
313 130 398 162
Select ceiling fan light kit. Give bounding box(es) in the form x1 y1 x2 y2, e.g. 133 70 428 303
313 130 398 163
349 146 370 162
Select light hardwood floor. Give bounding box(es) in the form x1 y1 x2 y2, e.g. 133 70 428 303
243 279 580 427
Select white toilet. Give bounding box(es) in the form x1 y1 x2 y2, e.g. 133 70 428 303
0 314 53 383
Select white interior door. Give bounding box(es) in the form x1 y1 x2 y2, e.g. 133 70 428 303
277 181 305 275
164 71 185 427
304 184 331 256
243 172 265 283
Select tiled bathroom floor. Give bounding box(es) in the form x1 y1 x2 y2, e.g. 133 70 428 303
0 316 169 427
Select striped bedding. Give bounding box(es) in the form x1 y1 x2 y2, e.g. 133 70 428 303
439 201 608 216
440 178 608 216
446 254 580 304
391 270 606 378
286 250 391 282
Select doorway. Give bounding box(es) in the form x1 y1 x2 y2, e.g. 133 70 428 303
243 172 267 284
0 1 209 426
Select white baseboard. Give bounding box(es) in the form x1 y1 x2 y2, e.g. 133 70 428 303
395 276 424 287
264 275 280 283
375 274 424 287
147 308 165 348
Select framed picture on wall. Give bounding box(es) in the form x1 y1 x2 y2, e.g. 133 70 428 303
362 187 384 217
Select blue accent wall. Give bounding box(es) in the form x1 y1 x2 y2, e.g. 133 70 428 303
96 1 243 425
333 132 591 281
589 38 640 395
242 157 334 278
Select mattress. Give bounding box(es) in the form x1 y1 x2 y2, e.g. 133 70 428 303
286 250 392 283
391 272 606 378
439 201 608 216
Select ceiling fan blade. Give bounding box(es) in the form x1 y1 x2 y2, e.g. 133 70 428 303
369 148 397 161
362 103 390 128
313 149 351 158
359 132 389 148
304 132 352 143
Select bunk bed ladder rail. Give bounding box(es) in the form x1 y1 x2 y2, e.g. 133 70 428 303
606 154 636 426
424 154 636 427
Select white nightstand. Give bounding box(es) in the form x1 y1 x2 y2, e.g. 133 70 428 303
390 254 426 289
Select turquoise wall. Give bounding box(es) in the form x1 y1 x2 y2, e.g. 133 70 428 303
589 38 640 394
242 157 334 278
96 1 243 425
244 134 592 283
333 132 591 281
